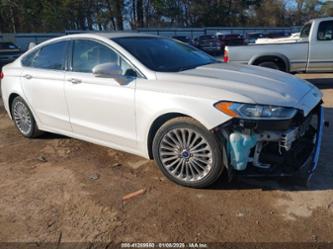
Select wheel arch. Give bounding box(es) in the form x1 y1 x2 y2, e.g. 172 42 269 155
8 92 20 119
147 112 188 159
249 53 290 72
143 100 233 159
7 93 39 126
147 111 216 159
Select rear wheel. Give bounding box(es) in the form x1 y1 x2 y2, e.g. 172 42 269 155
152 117 224 188
11 96 43 138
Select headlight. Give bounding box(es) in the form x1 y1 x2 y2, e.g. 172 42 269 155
215 101 298 120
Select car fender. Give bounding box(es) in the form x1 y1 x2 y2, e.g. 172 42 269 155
135 90 233 157
1 65 40 124
1 65 24 117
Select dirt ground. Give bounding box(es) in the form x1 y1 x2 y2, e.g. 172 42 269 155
0 74 333 246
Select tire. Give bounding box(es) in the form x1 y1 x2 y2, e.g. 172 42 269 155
258 61 281 71
152 117 224 188
11 96 43 138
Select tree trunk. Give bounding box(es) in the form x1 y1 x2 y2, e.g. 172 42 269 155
10 5 17 33
137 0 144 28
115 0 123 30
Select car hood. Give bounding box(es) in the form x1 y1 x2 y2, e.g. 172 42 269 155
155 63 319 109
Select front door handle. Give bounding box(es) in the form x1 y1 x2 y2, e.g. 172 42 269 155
23 74 32 80
68 78 82 84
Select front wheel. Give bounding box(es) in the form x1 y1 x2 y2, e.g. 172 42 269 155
152 117 224 188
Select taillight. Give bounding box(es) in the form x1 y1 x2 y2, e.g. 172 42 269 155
224 47 229 63
0 71 3 80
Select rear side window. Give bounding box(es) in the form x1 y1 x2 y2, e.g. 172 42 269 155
21 50 38 67
22 41 67 70
317 21 333 41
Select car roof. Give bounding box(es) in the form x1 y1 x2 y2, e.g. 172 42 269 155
311 17 333 22
65 32 160 40
30 32 163 50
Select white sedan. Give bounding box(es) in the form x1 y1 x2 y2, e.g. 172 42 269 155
0 33 324 188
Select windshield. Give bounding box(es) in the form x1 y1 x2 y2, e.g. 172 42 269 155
300 22 312 39
113 37 217 72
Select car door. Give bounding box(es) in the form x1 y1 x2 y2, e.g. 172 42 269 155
64 39 137 149
21 40 72 132
307 20 333 72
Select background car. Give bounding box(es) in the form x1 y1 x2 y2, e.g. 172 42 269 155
0 42 21 68
196 35 222 54
172 36 192 44
265 31 291 38
244 32 265 44
217 33 245 46
255 32 300 44
225 17 333 73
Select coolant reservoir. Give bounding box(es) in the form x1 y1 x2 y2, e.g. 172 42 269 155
229 132 257 171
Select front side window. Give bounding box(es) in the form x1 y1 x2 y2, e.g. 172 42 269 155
22 41 67 70
72 40 133 76
317 21 333 41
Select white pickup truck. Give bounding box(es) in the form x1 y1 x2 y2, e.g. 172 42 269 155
225 17 333 73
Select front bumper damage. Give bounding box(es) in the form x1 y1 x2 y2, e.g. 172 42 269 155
215 103 324 184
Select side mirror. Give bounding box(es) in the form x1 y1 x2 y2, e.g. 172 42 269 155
92 63 122 78
92 63 137 85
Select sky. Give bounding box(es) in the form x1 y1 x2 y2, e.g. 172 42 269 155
285 0 333 9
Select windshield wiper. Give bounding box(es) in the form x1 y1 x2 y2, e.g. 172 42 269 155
176 60 220 72
177 65 198 72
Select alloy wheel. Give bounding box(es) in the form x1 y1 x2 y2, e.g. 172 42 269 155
13 101 33 136
158 128 213 182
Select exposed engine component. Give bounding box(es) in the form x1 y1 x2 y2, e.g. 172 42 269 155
252 142 270 169
229 131 257 171
279 128 298 151
215 105 321 183
228 126 305 171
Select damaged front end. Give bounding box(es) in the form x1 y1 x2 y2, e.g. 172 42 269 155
215 103 324 184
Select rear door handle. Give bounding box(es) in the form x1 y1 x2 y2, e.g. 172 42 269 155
68 78 82 84
23 74 32 80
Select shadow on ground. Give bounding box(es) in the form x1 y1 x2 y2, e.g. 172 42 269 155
38 132 68 140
